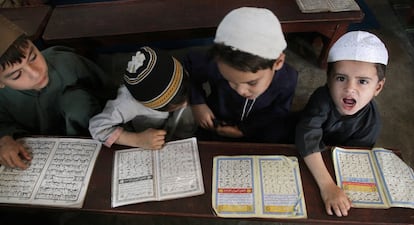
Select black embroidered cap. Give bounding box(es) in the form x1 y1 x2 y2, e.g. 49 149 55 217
123 46 184 109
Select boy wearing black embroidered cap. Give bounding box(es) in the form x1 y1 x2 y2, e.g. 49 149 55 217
89 46 195 149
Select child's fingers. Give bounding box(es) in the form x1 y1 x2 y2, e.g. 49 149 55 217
12 158 29 170
19 147 32 160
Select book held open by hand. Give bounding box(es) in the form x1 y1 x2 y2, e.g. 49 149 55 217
333 147 414 209
0 137 101 208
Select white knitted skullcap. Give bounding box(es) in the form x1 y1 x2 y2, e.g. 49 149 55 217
328 31 388 65
214 7 287 60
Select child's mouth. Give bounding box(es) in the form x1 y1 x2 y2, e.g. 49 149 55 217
343 98 356 108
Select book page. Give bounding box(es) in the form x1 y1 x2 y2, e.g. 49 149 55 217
112 148 156 207
212 156 256 217
296 0 330 13
212 155 307 218
258 156 307 218
328 0 360 12
0 137 101 208
156 138 204 200
112 137 204 207
333 147 388 208
373 148 414 209
296 0 359 13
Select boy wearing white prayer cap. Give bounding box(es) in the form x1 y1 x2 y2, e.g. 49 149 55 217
184 7 298 143
295 31 388 217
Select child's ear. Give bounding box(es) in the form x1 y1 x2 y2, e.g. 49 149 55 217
272 53 285 71
374 78 386 96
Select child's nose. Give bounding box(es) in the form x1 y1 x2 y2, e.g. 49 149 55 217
235 85 249 97
345 81 357 92
26 65 41 80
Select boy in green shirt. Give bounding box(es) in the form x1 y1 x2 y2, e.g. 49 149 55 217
0 14 115 169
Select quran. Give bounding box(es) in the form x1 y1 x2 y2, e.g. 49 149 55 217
333 147 414 209
111 137 204 207
212 155 307 218
0 137 101 208
296 0 360 13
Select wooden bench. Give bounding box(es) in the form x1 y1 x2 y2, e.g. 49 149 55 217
0 5 51 42
42 0 364 68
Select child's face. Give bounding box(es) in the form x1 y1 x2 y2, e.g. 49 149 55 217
328 60 385 116
217 61 275 99
0 42 48 91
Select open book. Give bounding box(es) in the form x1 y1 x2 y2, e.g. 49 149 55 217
296 0 360 13
212 155 307 218
333 147 414 209
0 137 101 208
111 137 204 207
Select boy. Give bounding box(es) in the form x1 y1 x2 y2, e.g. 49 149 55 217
295 31 388 217
0 14 116 169
89 46 195 149
184 7 298 143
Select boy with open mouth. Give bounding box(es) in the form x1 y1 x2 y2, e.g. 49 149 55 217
295 31 388 217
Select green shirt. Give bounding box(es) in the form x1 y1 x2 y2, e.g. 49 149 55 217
0 46 116 138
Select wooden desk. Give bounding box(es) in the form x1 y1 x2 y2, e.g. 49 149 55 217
42 0 363 68
0 5 52 41
0 141 412 225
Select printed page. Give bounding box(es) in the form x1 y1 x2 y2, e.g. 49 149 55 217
296 0 359 13
333 147 388 208
156 138 204 200
212 155 307 218
0 137 101 208
212 156 256 217
328 0 360 12
373 148 414 209
296 0 330 13
257 156 307 218
112 148 156 207
112 137 204 207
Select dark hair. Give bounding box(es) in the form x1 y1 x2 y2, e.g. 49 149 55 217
327 62 386 81
158 70 190 111
208 44 276 73
0 34 30 71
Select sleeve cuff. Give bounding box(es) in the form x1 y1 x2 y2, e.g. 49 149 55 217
104 127 123 148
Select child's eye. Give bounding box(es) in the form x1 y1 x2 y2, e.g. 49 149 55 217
336 76 345 82
247 81 258 86
11 71 22 80
29 53 37 62
359 79 369 85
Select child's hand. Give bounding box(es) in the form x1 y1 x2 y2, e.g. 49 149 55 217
0 136 32 170
216 125 243 138
138 128 167 150
117 129 167 150
191 104 215 130
320 183 352 217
